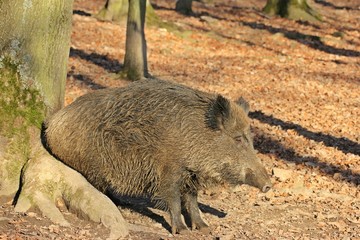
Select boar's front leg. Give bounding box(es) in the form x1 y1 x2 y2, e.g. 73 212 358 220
183 191 209 231
161 182 188 234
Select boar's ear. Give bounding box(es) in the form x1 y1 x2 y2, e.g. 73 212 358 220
237 97 250 115
206 95 231 130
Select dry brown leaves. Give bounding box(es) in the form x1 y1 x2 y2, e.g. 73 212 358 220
2 0 359 239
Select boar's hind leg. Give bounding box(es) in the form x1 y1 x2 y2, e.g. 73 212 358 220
183 192 209 231
160 184 188 234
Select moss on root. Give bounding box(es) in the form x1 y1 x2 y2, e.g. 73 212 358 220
0 57 45 196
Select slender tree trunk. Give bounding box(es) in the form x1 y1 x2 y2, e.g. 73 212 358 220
123 0 148 80
175 0 193 15
263 0 321 22
0 1 128 238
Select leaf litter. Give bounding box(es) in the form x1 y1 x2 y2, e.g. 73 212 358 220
1 0 359 239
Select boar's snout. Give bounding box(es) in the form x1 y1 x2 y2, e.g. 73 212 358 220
245 167 272 193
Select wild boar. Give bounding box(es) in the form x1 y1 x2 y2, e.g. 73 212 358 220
43 79 272 234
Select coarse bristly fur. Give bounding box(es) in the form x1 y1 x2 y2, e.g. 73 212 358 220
43 79 271 234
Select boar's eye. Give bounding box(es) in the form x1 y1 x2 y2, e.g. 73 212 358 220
234 135 249 145
235 131 254 147
234 136 242 142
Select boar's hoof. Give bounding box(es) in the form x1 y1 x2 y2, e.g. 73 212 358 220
199 226 211 234
193 222 210 234
172 222 189 234
192 217 209 231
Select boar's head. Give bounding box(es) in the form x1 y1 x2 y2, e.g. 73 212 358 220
205 95 272 193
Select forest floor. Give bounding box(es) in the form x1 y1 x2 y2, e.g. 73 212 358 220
1 0 360 239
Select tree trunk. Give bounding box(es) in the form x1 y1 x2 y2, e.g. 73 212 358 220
0 0 128 238
0 0 71 197
96 0 157 25
263 0 322 22
123 0 148 80
175 0 193 15
95 0 129 22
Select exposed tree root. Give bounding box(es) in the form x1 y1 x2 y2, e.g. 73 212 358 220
14 142 129 239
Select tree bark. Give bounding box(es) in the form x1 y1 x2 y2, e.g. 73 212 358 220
123 0 148 80
263 0 322 22
0 0 72 197
0 0 128 238
95 0 129 22
96 0 157 25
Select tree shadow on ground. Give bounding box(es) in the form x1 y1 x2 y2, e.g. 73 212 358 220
73 9 92 17
309 70 360 85
250 113 360 186
294 19 321 29
314 0 359 11
166 4 359 58
110 195 172 233
145 1 360 59
250 110 360 156
151 3 172 11
241 21 360 57
67 71 106 90
109 194 226 234
70 48 123 73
